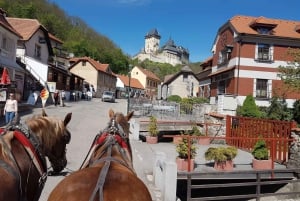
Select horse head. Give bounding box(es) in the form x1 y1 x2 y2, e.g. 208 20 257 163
82 109 134 168
26 109 72 173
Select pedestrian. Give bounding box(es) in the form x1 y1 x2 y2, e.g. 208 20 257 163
61 90 66 107
54 90 59 106
3 93 18 124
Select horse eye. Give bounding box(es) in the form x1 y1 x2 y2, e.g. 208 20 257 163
64 131 71 144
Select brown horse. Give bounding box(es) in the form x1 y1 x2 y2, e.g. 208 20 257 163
0 109 72 201
48 109 152 201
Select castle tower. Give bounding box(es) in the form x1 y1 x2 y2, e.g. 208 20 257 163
144 28 161 54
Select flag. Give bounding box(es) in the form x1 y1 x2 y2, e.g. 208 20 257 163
0 67 11 85
40 88 49 108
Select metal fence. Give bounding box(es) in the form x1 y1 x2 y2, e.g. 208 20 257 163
178 168 300 201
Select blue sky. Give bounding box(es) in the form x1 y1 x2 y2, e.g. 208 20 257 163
50 0 300 62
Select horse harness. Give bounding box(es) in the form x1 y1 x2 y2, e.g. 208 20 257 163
0 122 47 201
86 117 134 201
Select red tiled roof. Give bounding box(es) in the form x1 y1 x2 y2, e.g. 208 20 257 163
69 57 115 77
49 33 63 44
117 74 144 89
136 66 160 81
7 18 47 40
230 15 300 39
0 9 21 38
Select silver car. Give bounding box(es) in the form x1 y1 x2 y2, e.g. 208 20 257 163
101 91 115 102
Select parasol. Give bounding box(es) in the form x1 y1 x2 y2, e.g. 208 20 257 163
0 67 11 85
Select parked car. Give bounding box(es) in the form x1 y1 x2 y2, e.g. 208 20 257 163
102 91 115 102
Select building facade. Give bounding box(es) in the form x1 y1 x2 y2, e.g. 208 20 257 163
209 15 300 114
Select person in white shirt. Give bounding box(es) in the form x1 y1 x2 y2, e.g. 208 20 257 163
3 93 18 124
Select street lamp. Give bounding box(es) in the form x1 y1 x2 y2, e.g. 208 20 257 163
127 64 132 114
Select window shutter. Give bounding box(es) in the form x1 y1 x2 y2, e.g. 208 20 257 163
269 45 274 61
253 78 257 97
255 44 258 59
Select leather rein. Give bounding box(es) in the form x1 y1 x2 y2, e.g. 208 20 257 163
0 123 47 201
81 117 134 201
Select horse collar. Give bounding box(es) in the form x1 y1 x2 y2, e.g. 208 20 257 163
2 123 47 177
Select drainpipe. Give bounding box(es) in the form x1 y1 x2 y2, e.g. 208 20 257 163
236 39 242 96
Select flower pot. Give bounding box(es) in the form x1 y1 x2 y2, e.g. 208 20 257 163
252 158 273 170
146 136 158 144
176 158 194 171
214 160 234 171
198 137 210 145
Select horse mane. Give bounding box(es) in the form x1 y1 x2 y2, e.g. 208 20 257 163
25 115 67 149
0 131 15 163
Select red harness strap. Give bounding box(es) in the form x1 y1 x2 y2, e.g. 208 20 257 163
0 128 46 175
96 132 128 149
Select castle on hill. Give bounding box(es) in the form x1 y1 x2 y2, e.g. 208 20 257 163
133 28 189 66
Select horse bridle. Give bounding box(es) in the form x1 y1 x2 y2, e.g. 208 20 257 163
82 116 134 201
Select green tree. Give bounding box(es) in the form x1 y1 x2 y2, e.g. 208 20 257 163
278 48 300 92
266 96 292 121
236 95 261 118
293 100 300 124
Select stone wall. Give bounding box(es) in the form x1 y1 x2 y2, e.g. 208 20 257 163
287 128 300 170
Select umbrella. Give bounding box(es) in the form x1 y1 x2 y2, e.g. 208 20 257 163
0 67 11 85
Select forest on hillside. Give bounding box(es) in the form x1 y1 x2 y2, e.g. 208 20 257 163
0 0 201 80
0 0 130 74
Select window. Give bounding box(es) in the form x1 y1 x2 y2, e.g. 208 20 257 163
82 61 86 66
217 80 226 94
256 79 268 98
183 73 188 82
256 44 273 62
34 44 41 59
218 46 232 65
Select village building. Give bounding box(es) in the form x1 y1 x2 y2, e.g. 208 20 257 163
208 15 300 115
69 57 117 98
130 66 160 100
160 65 199 99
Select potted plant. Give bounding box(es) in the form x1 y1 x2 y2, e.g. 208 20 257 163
204 146 238 171
146 116 159 144
175 135 197 171
191 123 210 145
251 137 272 170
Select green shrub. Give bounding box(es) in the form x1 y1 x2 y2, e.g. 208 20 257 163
167 95 182 103
204 146 238 163
293 100 300 125
176 137 197 159
252 137 269 160
148 116 158 137
237 95 261 118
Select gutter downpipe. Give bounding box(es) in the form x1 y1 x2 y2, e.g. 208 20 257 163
236 39 242 96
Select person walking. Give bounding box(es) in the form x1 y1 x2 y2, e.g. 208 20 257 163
3 93 18 124
54 90 59 106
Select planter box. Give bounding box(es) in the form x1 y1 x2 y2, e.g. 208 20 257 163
214 160 234 171
176 158 194 171
252 159 273 170
146 136 158 144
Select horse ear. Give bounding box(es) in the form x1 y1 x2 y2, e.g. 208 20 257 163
109 109 114 119
42 109 48 117
64 113 72 126
126 111 134 121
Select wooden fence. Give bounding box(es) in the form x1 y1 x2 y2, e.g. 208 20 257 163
226 115 297 164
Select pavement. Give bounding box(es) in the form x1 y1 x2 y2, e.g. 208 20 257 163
1 99 291 201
